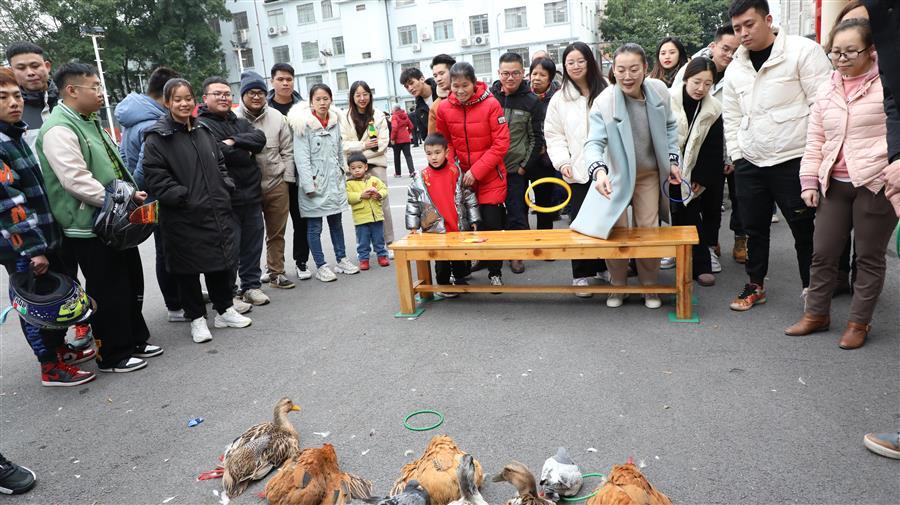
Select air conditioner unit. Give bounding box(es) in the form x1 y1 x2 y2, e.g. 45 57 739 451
267 26 278 36
412 43 422 52
473 35 488 46
238 29 249 43
279 25 288 33
460 37 471 47
420 32 431 41
318 57 327 66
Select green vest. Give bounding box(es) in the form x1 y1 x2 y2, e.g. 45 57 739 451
36 103 133 238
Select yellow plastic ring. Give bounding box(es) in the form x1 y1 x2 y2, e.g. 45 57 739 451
525 177 572 214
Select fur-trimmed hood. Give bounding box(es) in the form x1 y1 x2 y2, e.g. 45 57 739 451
286 101 339 133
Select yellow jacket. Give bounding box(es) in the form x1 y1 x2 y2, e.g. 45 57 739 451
346 174 388 225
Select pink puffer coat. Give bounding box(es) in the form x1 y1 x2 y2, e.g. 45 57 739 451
800 62 888 196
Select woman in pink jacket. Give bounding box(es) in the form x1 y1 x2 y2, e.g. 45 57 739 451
785 19 899 349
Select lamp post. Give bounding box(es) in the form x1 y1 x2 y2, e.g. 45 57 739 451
79 26 117 144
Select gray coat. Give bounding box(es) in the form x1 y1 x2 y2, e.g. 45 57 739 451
405 166 480 233
287 103 347 218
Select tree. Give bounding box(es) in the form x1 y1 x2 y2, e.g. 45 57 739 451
599 0 729 65
0 0 230 102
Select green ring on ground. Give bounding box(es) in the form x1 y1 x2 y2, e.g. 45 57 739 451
403 410 445 431
560 473 606 502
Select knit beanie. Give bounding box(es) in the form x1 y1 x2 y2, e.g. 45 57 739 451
240 70 267 97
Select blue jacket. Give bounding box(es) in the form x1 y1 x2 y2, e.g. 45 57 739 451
114 92 166 188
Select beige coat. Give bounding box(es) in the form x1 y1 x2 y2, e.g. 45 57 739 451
338 108 389 168
235 103 295 190
671 81 722 203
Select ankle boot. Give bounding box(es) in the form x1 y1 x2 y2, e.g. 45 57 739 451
784 313 830 336
839 321 870 349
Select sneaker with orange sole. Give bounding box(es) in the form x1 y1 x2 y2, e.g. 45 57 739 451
730 283 766 311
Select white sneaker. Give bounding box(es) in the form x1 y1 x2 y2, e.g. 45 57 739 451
644 294 662 309
607 292 627 308
660 257 676 270
260 271 271 283
334 257 360 275
709 247 722 273
242 288 270 306
232 297 252 314
296 263 313 280
191 317 212 343
214 307 252 328
167 309 189 322
772 213 780 223
573 277 593 298
316 265 337 282
595 271 611 283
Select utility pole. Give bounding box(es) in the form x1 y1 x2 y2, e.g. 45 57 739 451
80 26 117 144
136 73 145 93
232 41 245 74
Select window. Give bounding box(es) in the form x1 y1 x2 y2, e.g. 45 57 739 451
321 0 335 19
332 36 345 56
336 71 349 91
472 52 491 74
400 62 420 71
507 46 530 62
232 11 249 31
273 45 290 63
356 3 366 11
302 41 320 60
306 74 323 89
433 19 453 41
362 51 372 59
544 0 567 25
267 8 285 28
546 42 567 63
398 25 417 46
297 3 315 24
505 7 527 30
239 47 255 69
469 14 489 35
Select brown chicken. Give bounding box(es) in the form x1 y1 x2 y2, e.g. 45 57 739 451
492 461 554 505
264 443 374 505
391 435 484 505
585 462 672 505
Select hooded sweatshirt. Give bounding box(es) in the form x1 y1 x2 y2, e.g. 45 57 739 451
115 92 167 185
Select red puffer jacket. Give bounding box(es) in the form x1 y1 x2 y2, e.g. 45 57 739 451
435 81 510 205
390 109 414 144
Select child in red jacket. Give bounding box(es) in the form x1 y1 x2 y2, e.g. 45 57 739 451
435 62 510 287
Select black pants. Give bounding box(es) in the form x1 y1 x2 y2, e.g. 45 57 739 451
726 171 746 236
65 237 149 367
175 270 233 321
734 158 815 287
505 172 529 231
393 143 415 176
435 260 469 285
478 203 506 277
2 256 68 363
530 174 556 230
568 181 607 278
287 182 310 266
671 179 724 276
153 229 181 311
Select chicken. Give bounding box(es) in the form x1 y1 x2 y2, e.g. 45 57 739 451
447 455 488 505
264 443 374 505
540 447 583 501
492 461 554 505
584 462 671 505
222 397 302 498
391 435 484 505
368 480 431 505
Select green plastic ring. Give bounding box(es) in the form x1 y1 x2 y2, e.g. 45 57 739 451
559 473 606 502
403 410 445 431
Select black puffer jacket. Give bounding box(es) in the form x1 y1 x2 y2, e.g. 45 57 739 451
413 78 439 141
196 105 266 206
142 115 237 275
525 81 559 180
490 79 545 174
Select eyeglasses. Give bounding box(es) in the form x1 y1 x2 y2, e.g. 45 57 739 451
499 71 523 79
207 91 233 99
828 47 869 60
70 84 104 93
565 59 587 68
245 90 266 99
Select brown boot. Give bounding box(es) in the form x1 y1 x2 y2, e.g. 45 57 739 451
784 313 830 336
839 321 870 350
733 236 748 264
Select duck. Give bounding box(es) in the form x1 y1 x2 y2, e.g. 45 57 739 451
264 443 374 505
539 447 583 501
221 397 302 498
391 435 484 505
492 461 554 505
585 460 671 505
368 480 431 505
447 455 488 505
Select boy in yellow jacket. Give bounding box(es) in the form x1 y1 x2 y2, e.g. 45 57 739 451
346 151 389 270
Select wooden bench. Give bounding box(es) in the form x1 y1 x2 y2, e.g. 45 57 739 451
389 226 700 320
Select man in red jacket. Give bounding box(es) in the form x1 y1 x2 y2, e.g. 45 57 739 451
390 105 415 176
435 62 510 288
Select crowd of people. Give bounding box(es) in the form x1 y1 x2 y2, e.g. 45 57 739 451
1 0 899 494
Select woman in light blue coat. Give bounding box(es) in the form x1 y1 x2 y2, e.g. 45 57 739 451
576 43 683 309
287 84 359 282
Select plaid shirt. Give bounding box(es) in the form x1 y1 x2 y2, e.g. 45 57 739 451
0 120 61 262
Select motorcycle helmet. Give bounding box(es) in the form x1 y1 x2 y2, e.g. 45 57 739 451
93 179 154 250
8 271 95 329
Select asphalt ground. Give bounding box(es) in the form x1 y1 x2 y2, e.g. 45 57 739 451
1 147 898 504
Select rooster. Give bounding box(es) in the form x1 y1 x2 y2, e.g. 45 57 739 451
492 461 554 505
264 444 374 505
391 435 484 505
585 460 672 505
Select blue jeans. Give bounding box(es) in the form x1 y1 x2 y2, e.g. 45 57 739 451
231 204 264 291
355 221 388 260
307 213 346 267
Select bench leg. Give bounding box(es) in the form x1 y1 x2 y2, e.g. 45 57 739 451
395 253 417 315
416 260 434 301
675 244 693 320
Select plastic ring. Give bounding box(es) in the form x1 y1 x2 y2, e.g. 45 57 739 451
525 177 572 213
559 473 606 502
663 179 693 203
403 410 445 431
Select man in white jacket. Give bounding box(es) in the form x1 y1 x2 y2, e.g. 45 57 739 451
723 0 832 312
